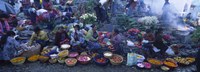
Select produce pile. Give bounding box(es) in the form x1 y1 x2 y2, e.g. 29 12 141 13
10 45 124 67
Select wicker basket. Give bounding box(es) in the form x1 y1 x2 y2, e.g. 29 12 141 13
28 55 40 62
110 54 123 65
58 58 65 64
65 58 77 66
39 56 49 62
10 57 26 65
77 55 91 64
58 50 69 58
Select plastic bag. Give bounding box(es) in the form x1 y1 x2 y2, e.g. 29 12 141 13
126 53 138 66
153 47 160 52
166 47 175 55
127 40 134 47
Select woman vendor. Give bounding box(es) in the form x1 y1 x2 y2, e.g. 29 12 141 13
28 27 49 47
55 26 70 47
70 25 85 52
153 28 168 57
143 29 155 57
0 31 22 61
110 29 123 54
0 13 11 36
85 24 101 53
64 3 73 20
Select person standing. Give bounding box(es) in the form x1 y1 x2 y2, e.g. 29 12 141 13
94 3 102 23
0 14 11 36
126 0 137 16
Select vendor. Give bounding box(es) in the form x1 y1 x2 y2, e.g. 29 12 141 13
85 24 101 53
0 13 11 36
0 31 22 61
64 3 73 20
110 29 123 54
70 25 85 52
143 29 155 57
28 27 49 47
55 26 70 47
153 28 168 57
94 3 102 23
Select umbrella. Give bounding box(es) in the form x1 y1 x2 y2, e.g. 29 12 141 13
0 1 16 14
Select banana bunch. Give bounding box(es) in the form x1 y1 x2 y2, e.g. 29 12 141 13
174 57 195 65
41 49 51 55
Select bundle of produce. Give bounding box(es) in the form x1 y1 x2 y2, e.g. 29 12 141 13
80 13 97 24
174 57 195 65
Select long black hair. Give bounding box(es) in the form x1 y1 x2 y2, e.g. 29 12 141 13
0 31 16 47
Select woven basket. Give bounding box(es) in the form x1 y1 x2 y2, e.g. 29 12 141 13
10 57 26 65
110 54 123 65
65 58 77 66
39 56 49 62
28 55 40 62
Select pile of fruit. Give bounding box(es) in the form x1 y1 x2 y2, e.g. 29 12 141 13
96 58 107 63
77 55 91 62
58 50 69 57
10 57 26 65
65 58 77 66
10 57 25 63
110 54 123 65
39 55 49 62
147 58 163 66
163 58 178 68
28 55 40 62
174 57 195 65
68 52 79 58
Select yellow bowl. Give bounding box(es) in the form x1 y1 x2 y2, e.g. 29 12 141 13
10 57 26 65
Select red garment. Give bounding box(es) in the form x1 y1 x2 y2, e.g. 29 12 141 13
55 31 70 46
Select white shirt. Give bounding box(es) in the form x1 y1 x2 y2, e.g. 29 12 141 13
36 9 48 16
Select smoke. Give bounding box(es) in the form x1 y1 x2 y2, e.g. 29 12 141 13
143 0 192 15
99 0 108 5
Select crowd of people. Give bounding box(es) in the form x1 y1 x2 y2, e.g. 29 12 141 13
0 0 188 60
0 0 199 71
